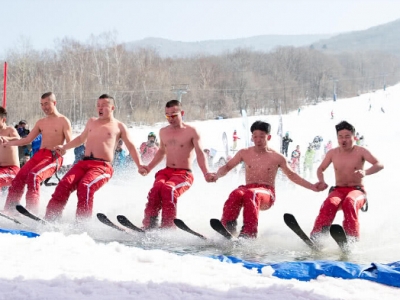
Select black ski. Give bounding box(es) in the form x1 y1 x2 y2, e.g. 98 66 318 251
116 215 145 233
283 213 317 250
174 219 207 240
15 205 50 226
210 218 234 240
97 213 133 234
330 224 349 253
0 211 25 226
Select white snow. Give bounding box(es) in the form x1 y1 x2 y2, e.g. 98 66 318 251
0 85 400 299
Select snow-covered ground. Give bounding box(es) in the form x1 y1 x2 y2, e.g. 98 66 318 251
0 85 399 299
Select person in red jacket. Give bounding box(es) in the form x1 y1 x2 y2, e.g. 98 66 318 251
45 94 143 221
3 92 72 214
232 130 240 150
140 132 159 164
310 121 384 243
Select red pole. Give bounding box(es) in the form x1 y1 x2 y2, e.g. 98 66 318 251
2 62 7 108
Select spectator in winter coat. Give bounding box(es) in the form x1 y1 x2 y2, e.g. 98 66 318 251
281 132 293 157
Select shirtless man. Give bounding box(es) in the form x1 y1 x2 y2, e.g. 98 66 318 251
3 92 72 214
214 121 324 238
45 94 142 221
139 100 214 229
310 121 383 242
0 107 20 188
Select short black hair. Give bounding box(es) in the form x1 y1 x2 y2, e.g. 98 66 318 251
166 100 181 108
98 94 115 105
0 106 7 118
335 121 355 134
41 92 55 100
250 121 271 134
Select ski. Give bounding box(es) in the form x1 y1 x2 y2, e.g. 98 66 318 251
210 218 234 240
97 213 133 234
0 211 25 226
283 213 317 250
174 219 207 240
330 224 349 253
15 205 50 226
116 215 145 233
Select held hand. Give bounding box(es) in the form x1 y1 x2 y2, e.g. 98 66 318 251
314 181 328 192
55 145 66 156
138 165 149 176
354 169 366 178
204 172 217 183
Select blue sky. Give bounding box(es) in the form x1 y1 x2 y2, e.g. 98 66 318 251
1 0 400 54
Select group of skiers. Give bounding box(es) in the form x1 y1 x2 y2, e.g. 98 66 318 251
282 133 335 179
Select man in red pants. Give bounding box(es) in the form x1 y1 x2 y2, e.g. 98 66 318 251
139 100 215 229
214 121 324 238
310 121 384 242
0 107 20 189
45 94 143 221
3 92 72 214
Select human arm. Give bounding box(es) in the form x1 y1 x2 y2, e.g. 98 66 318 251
280 154 324 192
120 123 142 168
0 127 20 143
4 123 41 146
316 150 332 189
355 148 384 178
63 117 73 143
192 128 214 181
56 120 90 155
215 150 242 179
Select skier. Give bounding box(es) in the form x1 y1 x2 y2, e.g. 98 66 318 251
140 132 159 164
232 130 240 150
310 121 384 243
281 132 293 157
303 144 315 179
289 145 301 174
212 121 323 238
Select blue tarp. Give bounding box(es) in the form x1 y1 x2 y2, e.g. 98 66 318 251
0 228 40 238
211 255 400 288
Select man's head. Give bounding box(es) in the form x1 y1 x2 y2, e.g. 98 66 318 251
97 94 115 119
0 106 7 126
335 121 355 149
40 92 57 115
165 100 184 125
250 121 271 146
335 121 355 135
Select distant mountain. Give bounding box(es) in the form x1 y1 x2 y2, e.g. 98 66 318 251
124 34 331 58
310 18 400 56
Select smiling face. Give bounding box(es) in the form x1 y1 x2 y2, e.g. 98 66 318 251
40 96 56 115
97 98 114 119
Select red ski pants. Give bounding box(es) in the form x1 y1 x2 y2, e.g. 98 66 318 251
0 165 20 187
221 183 275 238
143 167 193 229
310 186 366 238
45 159 113 221
4 149 62 214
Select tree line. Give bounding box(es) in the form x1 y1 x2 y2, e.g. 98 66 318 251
1 32 399 127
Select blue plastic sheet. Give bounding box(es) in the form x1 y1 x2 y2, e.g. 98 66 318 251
0 228 40 238
211 255 400 288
